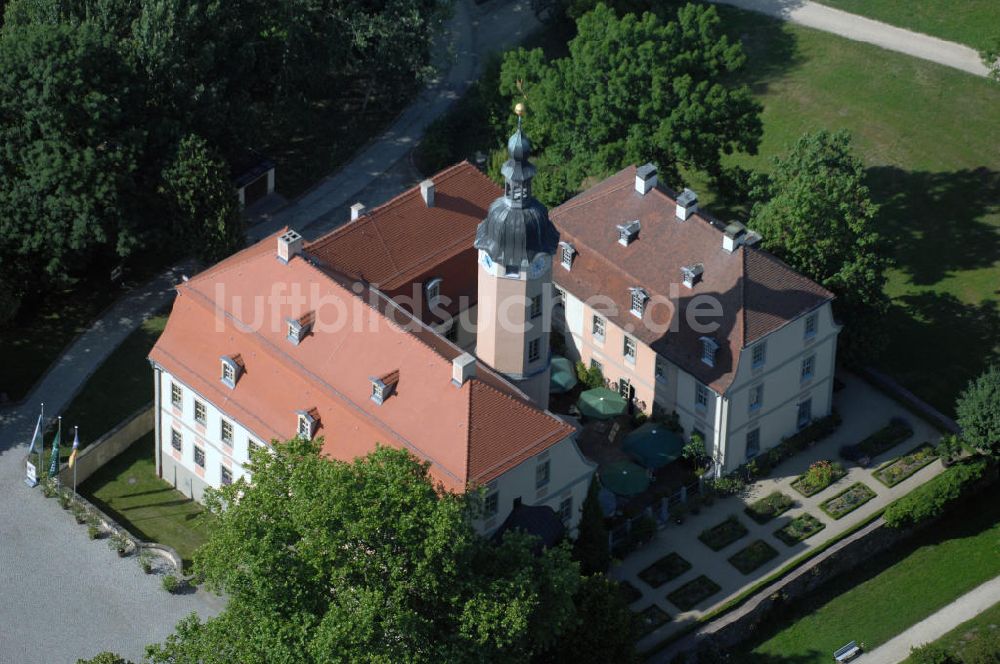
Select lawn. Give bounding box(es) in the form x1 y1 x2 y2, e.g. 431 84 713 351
902 599 1000 663
814 0 999 50
739 484 1000 662
696 7 1000 416
81 432 213 570
58 314 167 457
638 552 692 588
698 515 750 551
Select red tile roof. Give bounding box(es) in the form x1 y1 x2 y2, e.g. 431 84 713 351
550 166 833 393
149 228 573 491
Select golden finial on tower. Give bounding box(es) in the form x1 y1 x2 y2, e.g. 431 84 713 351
514 102 526 117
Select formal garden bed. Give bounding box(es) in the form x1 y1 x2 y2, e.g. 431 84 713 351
698 515 749 552
637 604 672 636
667 575 722 611
638 552 692 588
744 491 795 524
791 460 847 498
728 539 781 575
619 580 643 604
774 513 827 546
874 444 938 487
840 418 913 464
820 483 878 520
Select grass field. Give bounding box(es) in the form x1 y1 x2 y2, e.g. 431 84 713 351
737 484 1000 662
815 0 999 51
694 7 1000 415
59 314 167 455
901 599 1000 663
82 433 213 569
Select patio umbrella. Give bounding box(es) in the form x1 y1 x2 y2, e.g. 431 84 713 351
599 460 650 497
549 356 578 394
623 423 685 470
576 387 628 420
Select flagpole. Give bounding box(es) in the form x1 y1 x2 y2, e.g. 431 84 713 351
73 426 78 497
37 403 44 482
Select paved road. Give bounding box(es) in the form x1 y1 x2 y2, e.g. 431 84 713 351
0 260 226 664
710 0 990 77
249 0 542 243
860 575 1000 664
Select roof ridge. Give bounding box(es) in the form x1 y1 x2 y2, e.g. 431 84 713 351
740 246 748 349
551 168 634 217
187 227 289 285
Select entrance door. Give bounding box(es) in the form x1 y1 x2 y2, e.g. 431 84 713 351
619 378 635 413
797 399 812 430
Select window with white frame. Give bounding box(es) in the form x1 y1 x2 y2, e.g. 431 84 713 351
425 278 442 306
752 342 767 369
695 384 709 411
220 466 233 486
655 356 667 382
629 287 648 317
536 459 550 488
220 356 241 388
560 243 575 270
553 285 566 304
617 220 640 246
700 337 719 367
558 496 573 525
592 315 605 341
297 412 316 440
530 295 542 319
194 445 206 468
221 419 234 446
801 355 816 382
746 428 760 459
171 383 183 409
805 312 818 339
749 384 764 412
623 336 637 363
194 400 206 425
171 429 182 451
528 338 541 363
484 490 499 517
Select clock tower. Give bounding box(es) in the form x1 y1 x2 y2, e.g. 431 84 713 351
474 107 559 406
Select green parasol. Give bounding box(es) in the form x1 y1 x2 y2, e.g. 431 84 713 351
549 356 578 394
576 387 628 420
599 460 650 496
623 423 685 469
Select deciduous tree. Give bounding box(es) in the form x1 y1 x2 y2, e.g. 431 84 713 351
956 364 1000 458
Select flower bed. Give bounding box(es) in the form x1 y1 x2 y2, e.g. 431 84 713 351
637 604 671 636
618 580 643 604
874 444 938 487
744 491 795 524
698 515 749 551
728 539 780 575
820 482 877 520
791 460 847 497
774 513 826 546
638 552 692 588
840 418 913 463
667 575 722 611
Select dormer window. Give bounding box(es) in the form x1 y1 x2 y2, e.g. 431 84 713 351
617 220 640 246
629 287 648 317
220 355 243 389
681 264 704 289
425 278 442 307
286 312 315 346
370 370 399 406
559 242 575 270
700 337 719 367
296 410 318 440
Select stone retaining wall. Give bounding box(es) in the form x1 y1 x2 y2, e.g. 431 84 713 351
56 403 153 486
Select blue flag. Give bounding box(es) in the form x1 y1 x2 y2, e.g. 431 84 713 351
26 406 43 456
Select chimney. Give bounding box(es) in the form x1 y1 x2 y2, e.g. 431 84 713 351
420 179 435 207
676 188 698 220
350 202 366 221
277 230 303 263
451 352 477 387
722 221 747 253
635 163 657 195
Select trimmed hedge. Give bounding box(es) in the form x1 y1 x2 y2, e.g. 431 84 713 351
840 418 913 462
744 492 794 524
884 460 988 528
820 482 877 520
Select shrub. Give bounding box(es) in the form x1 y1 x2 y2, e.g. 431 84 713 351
87 524 100 540
708 475 746 497
908 643 957 664
575 361 605 389
955 364 1000 459
884 460 988 528
138 550 154 574
40 477 58 498
58 489 72 509
108 530 131 556
71 503 87 524
744 492 794 524
935 435 964 464
162 574 180 594
791 460 846 497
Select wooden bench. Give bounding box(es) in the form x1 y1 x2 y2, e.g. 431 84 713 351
833 641 862 662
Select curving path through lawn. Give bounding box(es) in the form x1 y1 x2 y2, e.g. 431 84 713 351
709 0 990 77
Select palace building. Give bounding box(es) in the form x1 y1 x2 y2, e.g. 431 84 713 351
149 114 838 535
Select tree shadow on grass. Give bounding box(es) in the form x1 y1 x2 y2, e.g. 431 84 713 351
716 5 803 96
876 291 1000 416
868 166 1000 286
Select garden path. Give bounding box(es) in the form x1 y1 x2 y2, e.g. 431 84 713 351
614 373 946 654
708 0 990 77
859 575 1000 664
